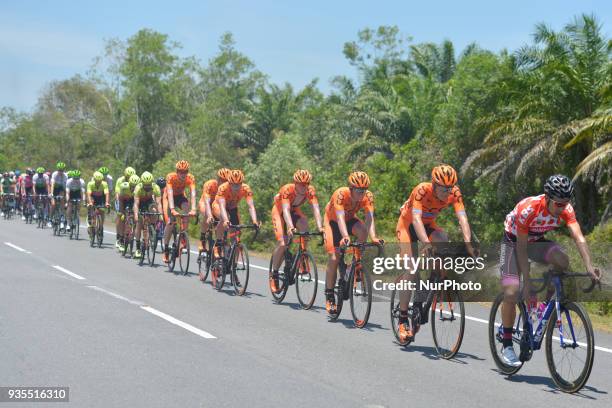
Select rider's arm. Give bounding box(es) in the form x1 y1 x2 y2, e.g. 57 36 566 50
516 231 530 282
411 211 430 243
567 222 598 278
133 196 140 220
365 211 377 241
336 212 350 239
281 203 294 230
247 197 258 225
218 198 229 223
456 211 473 242
167 186 175 211
190 185 197 213
103 184 110 206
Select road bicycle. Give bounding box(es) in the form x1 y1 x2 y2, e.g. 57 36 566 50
268 231 323 310
489 268 599 393
137 210 162 266
197 219 218 282
328 241 384 328
167 213 194 274
390 245 469 358
89 205 108 248
68 199 81 240
210 224 259 296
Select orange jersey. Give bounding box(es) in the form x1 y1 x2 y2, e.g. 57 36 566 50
200 179 218 202
214 182 253 209
166 172 195 196
504 194 577 241
273 183 318 210
324 187 374 222
399 182 465 225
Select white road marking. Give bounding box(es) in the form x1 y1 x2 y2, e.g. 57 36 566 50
52 265 85 280
93 229 612 353
87 285 143 305
4 242 32 253
141 306 216 339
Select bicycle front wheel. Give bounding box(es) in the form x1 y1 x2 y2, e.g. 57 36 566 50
96 214 104 247
211 259 226 291
431 288 465 359
545 302 595 393
148 224 157 266
488 293 524 375
349 264 372 328
269 254 289 303
295 252 317 310
178 232 190 275
232 243 249 296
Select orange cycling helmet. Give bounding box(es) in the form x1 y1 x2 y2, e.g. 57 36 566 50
348 171 370 188
175 160 190 171
431 164 457 187
293 169 312 184
227 169 244 184
217 167 231 181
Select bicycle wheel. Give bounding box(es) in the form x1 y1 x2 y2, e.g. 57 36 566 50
349 264 372 328
488 293 524 375
431 288 465 359
211 259 226 291
168 231 178 272
148 224 157 266
390 286 414 346
295 252 318 310
232 243 249 296
123 223 134 257
96 214 104 247
268 254 289 303
89 215 96 247
74 214 80 240
198 249 210 282
545 302 595 393
139 238 147 266
178 232 190 275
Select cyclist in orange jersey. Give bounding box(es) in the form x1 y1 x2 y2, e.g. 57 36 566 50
212 169 260 251
162 160 197 263
269 169 324 293
198 168 230 251
395 164 476 342
323 171 382 314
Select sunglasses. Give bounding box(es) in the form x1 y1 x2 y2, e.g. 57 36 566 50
549 198 570 208
353 188 366 194
435 184 453 193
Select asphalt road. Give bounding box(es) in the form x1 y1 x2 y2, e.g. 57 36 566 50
1 218 611 408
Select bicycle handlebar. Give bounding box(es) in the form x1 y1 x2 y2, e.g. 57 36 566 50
290 231 325 246
529 270 602 294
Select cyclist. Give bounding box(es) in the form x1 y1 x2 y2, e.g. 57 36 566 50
86 171 110 237
269 169 324 293
65 170 86 232
498 174 601 366
14 170 22 216
20 168 35 219
133 172 162 259
50 162 68 230
323 171 382 314
33 167 50 224
198 168 230 252
99 166 113 193
116 175 140 253
161 160 197 263
1 171 17 217
395 164 477 341
212 169 260 257
114 167 137 249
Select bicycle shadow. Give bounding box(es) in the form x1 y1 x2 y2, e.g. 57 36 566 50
491 369 606 398
328 317 389 332
271 300 326 312
397 344 474 363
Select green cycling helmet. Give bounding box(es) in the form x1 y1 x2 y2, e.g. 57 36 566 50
36 167 45 174
140 171 154 184
73 170 81 178
67 170 74 178
56 161 66 170
98 166 110 176
93 171 104 182
128 174 140 187
124 167 136 178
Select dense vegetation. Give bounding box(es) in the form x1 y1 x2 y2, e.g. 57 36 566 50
1 14 610 248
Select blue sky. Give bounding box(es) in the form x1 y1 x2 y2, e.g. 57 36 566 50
1 0 610 112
